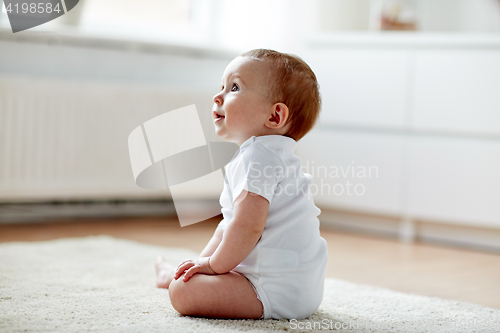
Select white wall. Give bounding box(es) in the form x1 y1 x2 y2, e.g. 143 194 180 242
0 33 236 201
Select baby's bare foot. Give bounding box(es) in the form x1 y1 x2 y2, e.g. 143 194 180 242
155 255 175 289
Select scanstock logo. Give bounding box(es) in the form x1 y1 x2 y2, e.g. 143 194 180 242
128 105 238 227
4 0 80 33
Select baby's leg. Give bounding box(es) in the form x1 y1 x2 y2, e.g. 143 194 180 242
155 256 176 289
169 271 263 319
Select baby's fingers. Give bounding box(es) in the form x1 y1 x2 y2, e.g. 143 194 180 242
174 261 194 279
182 266 200 282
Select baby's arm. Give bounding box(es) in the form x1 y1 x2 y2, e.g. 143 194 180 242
199 225 224 257
210 191 268 273
175 190 268 280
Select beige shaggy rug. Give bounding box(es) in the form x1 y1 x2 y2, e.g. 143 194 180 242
0 236 499 333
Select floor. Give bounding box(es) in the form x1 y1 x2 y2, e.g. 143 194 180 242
1 215 499 310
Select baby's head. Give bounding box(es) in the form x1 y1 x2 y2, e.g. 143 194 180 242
212 49 321 145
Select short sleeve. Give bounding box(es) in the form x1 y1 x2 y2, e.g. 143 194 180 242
217 217 227 230
225 143 285 204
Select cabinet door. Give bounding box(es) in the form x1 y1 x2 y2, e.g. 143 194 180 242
297 129 406 216
413 50 500 135
304 49 409 129
408 136 500 228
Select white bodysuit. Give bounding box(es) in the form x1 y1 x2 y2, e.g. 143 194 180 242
218 135 328 320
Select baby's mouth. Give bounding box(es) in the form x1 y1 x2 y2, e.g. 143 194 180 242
214 113 225 122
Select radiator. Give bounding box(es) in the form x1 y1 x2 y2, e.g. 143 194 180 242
0 74 217 202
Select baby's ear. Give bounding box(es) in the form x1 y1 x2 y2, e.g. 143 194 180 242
265 103 289 129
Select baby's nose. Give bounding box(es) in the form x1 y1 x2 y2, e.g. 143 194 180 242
213 93 222 105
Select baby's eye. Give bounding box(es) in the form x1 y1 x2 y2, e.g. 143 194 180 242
231 83 239 92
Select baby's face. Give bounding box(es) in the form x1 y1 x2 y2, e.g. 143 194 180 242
212 56 273 145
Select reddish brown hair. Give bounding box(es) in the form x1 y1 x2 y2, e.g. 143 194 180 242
240 49 321 141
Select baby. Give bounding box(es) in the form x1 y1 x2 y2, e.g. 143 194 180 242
155 49 328 320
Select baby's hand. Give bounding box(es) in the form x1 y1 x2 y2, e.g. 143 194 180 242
174 257 217 282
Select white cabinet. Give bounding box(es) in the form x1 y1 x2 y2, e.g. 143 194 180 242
299 130 406 216
413 50 500 135
407 136 500 228
299 34 500 230
306 49 409 128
